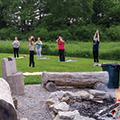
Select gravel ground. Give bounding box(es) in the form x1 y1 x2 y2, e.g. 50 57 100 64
13 84 53 120
13 85 88 120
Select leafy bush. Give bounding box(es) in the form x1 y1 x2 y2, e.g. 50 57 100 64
106 25 120 42
68 24 109 42
1 24 120 42
48 29 72 41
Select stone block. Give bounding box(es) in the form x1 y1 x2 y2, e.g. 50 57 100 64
1 57 24 95
58 110 80 119
2 57 17 79
0 78 17 120
50 102 69 113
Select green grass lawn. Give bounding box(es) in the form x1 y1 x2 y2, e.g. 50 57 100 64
0 53 120 85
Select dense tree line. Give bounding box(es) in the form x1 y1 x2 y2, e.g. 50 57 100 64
0 0 120 41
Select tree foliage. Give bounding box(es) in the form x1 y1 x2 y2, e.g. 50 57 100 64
0 0 120 41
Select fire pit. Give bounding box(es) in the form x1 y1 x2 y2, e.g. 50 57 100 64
45 87 120 120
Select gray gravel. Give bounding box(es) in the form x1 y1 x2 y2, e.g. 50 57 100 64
13 84 52 120
13 85 87 120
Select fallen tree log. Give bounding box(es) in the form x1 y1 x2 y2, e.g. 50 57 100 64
42 72 109 91
0 78 17 120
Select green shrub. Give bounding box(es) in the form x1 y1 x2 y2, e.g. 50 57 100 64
48 29 72 41
1 24 120 42
68 24 108 42
106 25 120 41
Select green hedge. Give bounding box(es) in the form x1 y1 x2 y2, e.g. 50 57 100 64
0 24 120 42
0 40 120 60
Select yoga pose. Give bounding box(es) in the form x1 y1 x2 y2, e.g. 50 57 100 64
93 30 100 66
56 36 65 62
12 37 20 58
28 36 35 68
35 37 42 59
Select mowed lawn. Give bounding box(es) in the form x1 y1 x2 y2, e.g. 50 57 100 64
0 53 120 85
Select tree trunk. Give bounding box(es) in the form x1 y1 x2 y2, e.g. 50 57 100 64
42 72 109 90
0 78 17 120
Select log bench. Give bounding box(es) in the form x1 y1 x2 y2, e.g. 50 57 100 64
0 78 17 120
2 57 24 95
42 71 109 92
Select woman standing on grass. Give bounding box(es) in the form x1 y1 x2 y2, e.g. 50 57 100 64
35 37 42 59
93 30 100 66
56 36 65 62
28 36 35 68
12 37 20 58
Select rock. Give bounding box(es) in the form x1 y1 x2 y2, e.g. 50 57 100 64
46 97 59 106
74 115 95 120
58 110 80 119
93 82 109 92
0 78 17 120
65 91 82 103
49 91 65 100
65 91 94 103
65 91 79 97
108 92 116 99
50 102 69 113
60 96 69 103
88 89 110 100
73 114 81 120
54 115 64 120
70 102 83 111
20 118 28 120
74 90 94 100
50 111 56 119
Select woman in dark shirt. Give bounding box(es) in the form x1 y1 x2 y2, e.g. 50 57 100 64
93 30 100 66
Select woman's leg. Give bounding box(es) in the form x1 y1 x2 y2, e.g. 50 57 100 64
96 50 99 63
59 50 62 61
38 49 40 58
62 49 65 61
29 52 32 67
39 48 42 58
13 48 16 58
16 48 19 58
94 50 99 63
93 50 96 63
31 51 35 67
36 48 39 58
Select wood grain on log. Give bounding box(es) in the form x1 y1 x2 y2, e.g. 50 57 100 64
42 72 109 89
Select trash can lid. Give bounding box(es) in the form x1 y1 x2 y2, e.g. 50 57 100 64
101 63 120 67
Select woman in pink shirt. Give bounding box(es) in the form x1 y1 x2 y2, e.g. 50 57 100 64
56 36 65 62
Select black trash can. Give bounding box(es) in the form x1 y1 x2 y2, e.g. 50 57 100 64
101 63 120 89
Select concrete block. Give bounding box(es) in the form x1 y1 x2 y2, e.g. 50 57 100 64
1 57 24 95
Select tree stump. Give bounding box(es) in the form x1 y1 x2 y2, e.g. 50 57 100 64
0 78 17 120
93 82 109 92
45 82 57 92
